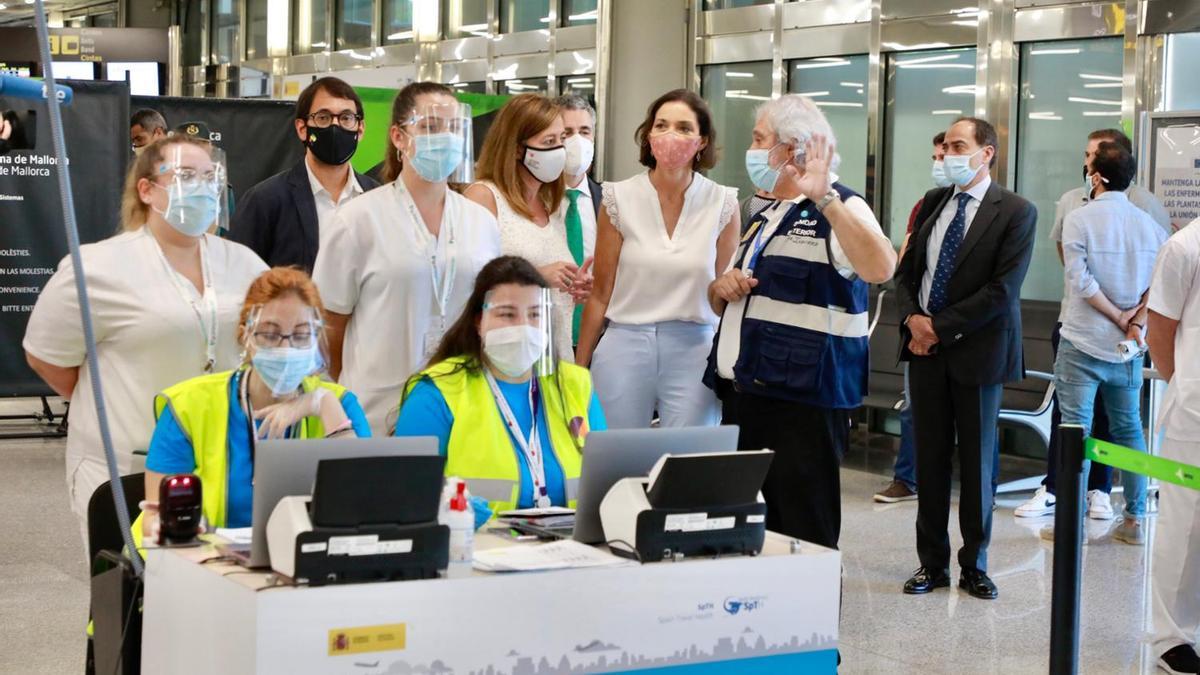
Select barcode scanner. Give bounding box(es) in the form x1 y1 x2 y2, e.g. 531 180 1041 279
159 474 202 545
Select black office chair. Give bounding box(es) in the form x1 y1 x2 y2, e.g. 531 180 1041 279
86 474 144 675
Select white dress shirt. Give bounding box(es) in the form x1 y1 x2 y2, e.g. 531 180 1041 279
553 176 597 261
1148 218 1200 440
919 175 992 313
306 159 363 234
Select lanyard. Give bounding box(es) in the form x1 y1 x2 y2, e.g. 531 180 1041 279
744 206 778 275
484 371 551 508
152 233 218 372
238 367 297 470
396 181 457 321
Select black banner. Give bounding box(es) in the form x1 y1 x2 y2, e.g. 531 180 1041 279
130 96 305 199
0 80 129 397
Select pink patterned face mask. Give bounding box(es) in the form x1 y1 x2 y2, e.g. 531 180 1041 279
649 132 702 170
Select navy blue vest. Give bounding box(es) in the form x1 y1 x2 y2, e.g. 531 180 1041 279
704 183 870 409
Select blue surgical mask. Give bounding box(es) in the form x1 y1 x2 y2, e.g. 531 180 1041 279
745 145 783 194
154 182 220 237
252 345 323 396
931 159 952 188
943 148 985 187
408 132 465 182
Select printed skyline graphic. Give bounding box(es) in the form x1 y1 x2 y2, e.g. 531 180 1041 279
369 631 837 675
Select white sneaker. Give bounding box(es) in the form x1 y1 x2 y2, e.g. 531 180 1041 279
1086 490 1114 520
1015 486 1056 518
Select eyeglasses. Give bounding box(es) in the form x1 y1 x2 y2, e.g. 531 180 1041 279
403 115 466 136
306 110 362 131
156 165 225 193
253 330 316 349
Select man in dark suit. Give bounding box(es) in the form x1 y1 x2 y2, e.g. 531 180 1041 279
230 77 379 272
896 117 1037 600
554 94 602 344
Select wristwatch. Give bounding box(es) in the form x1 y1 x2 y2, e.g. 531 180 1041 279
814 189 840 212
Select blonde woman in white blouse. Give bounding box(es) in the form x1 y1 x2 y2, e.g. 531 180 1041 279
576 90 740 428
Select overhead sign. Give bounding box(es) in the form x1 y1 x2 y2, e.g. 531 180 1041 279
0 27 169 65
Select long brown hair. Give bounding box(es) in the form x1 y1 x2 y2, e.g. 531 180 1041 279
381 81 457 184
474 93 565 220
119 135 214 232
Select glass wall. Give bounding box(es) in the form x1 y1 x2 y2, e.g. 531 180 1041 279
383 0 415 43
787 54 869 195
700 61 772 201
212 0 239 64
559 74 595 103
500 0 548 33
294 0 331 53
498 78 548 95
562 0 597 26
1164 32 1200 111
448 81 488 93
442 0 491 39
337 0 375 50
1015 37 1123 302
703 0 772 9
182 0 204 66
246 0 269 59
884 47 977 245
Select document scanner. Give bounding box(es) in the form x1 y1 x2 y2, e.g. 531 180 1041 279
599 450 774 562
267 455 450 585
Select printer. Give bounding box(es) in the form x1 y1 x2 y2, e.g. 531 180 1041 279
267 455 449 585
599 450 774 562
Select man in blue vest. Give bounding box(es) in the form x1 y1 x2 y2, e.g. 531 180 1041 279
704 94 897 550
896 117 1037 600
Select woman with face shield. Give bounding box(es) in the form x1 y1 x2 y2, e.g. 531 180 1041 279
313 82 501 437
393 256 607 513
23 136 267 547
133 267 371 546
464 94 593 365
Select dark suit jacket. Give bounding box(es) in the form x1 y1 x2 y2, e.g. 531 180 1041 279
585 176 602 216
229 160 380 272
895 180 1037 386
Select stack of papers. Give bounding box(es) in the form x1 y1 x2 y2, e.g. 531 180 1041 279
214 527 253 544
474 540 634 573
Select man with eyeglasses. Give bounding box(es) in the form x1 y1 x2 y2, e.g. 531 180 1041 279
231 77 379 271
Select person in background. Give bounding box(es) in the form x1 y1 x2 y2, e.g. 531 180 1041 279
575 89 738 429
314 82 501 436
130 108 167 156
705 94 895 549
135 267 370 546
1038 142 1165 545
465 94 590 362
897 117 1036 600
1016 127 1170 520
552 94 602 345
740 188 775 233
23 135 267 546
394 256 607 513
231 77 379 272
1146 216 1200 675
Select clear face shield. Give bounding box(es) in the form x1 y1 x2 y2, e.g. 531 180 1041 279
479 285 555 378
402 101 474 184
153 144 229 236
243 302 327 396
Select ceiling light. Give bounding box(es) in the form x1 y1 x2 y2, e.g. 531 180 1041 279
1082 111 1121 117
793 57 851 70
726 72 755 78
795 91 829 97
1030 48 1081 55
1068 96 1120 106
840 81 863 88
1079 73 1122 81
1084 82 1122 88
1029 111 1062 120
815 101 863 108
931 109 963 115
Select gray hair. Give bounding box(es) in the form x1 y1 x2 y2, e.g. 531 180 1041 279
755 94 840 172
553 94 596 126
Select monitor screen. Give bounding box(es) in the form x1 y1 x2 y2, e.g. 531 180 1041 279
49 62 96 80
106 61 160 96
0 62 33 78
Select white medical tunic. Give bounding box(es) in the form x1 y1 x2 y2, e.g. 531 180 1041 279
313 181 501 436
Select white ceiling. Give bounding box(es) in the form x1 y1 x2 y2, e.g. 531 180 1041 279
0 0 118 27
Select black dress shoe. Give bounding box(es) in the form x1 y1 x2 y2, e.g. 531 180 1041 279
959 568 998 600
903 566 951 594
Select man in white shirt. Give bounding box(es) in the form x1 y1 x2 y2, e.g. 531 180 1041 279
1147 218 1200 675
553 94 602 343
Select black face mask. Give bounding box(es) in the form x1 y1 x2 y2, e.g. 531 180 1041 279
305 124 358 166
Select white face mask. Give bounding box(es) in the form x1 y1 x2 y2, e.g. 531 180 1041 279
522 144 567 184
563 134 594 178
483 325 546 378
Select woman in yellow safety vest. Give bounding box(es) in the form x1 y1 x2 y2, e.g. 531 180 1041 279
394 255 607 513
135 267 371 544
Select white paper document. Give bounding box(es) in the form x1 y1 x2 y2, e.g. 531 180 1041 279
473 540 634 573
214 527 253 545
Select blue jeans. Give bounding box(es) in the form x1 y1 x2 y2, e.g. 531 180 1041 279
894 362 999 494
1054 338 1148 517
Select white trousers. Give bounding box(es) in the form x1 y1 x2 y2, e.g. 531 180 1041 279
68 456 114 551
1152 438 1200 658
591 321 720 430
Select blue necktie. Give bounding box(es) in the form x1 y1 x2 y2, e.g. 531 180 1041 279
927 192 973 315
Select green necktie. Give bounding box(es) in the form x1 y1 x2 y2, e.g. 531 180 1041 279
565 188 585 343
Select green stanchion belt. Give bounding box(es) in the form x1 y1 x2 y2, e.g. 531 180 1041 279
1086 438 1200 491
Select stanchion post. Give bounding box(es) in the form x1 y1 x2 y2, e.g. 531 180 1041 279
1049 424 1086 675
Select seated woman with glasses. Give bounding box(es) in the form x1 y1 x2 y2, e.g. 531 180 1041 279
133 267 371 546
393 256 607 513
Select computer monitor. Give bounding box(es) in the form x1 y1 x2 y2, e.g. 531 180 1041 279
572 426 740 544
238 436 438 567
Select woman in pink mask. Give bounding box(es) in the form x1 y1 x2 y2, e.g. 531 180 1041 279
576 89 740 429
